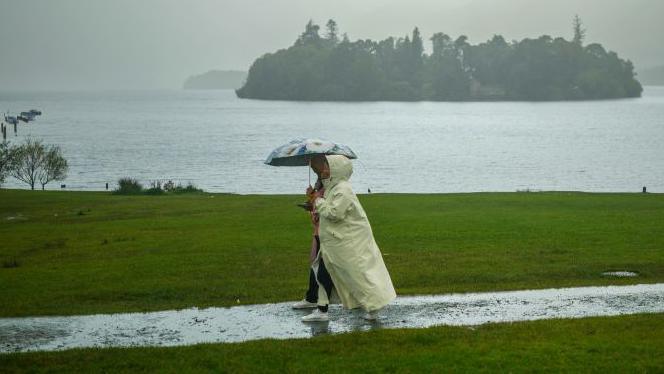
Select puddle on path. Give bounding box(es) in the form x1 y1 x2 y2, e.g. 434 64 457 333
602 271 639 277
1 283 663 353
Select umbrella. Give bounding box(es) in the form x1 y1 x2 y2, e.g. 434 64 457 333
264 138 358 167
265 138 359 190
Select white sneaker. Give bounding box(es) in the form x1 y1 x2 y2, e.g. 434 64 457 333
363 311 378 321
301 309 329 322
292 300 318 309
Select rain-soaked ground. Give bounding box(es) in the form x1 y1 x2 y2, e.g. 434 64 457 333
1 283 663 353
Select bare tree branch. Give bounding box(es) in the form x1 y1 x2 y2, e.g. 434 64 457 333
10 138 67 190
0 141 15 186
38 145 68 190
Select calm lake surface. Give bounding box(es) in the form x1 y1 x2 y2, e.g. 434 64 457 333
2 87 663 194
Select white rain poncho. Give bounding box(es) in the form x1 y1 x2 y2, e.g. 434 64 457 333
314 155 396 312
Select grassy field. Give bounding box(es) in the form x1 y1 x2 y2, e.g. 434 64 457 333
1 189 663 372
1 189 663 317
1 314 662 372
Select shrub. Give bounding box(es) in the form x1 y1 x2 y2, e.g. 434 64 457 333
0 141 15 187
114 178 143 195
144 180 165 195
113 178 203 195
171 182 204 194
144 187 165 195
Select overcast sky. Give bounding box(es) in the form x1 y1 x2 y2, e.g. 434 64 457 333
1 0 662 90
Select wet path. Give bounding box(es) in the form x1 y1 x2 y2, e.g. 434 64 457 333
2 283 663 353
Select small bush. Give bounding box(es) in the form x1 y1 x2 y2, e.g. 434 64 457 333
114 178 143 195
113 178 203 195
144 180 165 195
144 187 165 195
171 182 204 194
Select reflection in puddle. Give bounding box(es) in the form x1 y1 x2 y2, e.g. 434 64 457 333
1 283 663 353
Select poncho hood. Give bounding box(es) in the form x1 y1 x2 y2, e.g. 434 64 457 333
322 155 353 190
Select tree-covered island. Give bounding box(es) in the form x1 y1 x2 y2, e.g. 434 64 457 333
236 17 642 101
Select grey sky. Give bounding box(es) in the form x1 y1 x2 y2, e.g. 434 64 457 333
1 0 662 90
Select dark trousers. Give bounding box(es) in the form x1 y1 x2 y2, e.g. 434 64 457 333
304 236 334 311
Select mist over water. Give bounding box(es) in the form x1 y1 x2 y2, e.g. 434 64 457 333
2 87 663 194
2 0 663 90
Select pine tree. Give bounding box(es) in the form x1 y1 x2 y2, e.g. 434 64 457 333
573 15 586 46
325 19 339 45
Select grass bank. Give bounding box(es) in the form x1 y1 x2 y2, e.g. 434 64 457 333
1 190 663 317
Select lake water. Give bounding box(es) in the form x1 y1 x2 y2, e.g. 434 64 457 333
2 87 663 194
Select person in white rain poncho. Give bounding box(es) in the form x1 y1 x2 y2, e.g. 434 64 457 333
301 154 396 322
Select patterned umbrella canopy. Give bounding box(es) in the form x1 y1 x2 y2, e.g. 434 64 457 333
265 138 358 166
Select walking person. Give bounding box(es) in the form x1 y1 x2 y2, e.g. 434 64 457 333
292 176 335 319
301 154 396 321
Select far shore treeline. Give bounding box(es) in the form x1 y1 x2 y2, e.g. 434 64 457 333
236 17 642 101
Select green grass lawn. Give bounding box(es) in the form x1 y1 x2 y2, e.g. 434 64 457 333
1 189 663 317
1 190 663 372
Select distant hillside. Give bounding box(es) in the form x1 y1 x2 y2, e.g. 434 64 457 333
637 66 664 86
183 70 247 89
